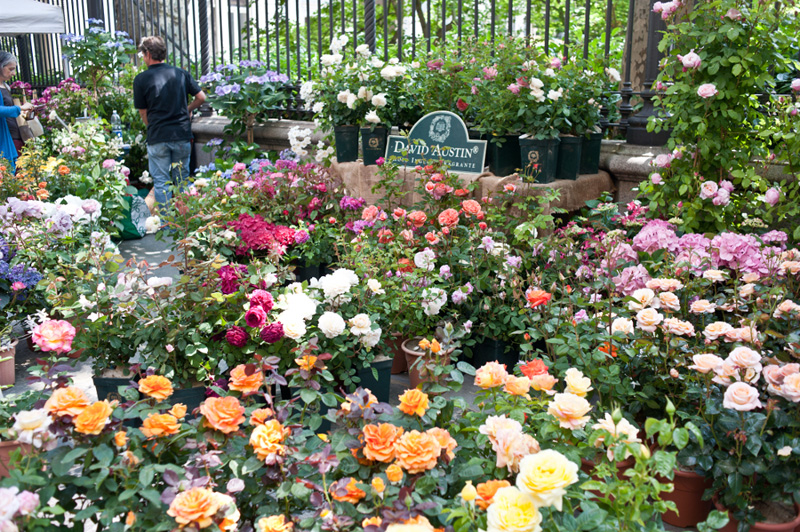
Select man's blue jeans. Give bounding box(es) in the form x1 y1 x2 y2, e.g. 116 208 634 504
147 141 191 205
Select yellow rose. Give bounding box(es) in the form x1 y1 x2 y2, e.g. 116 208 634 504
563 368 592 397
515 450 579 511
486 486 542 532
547 393 592 430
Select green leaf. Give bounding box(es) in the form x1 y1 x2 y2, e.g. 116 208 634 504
673 428 689 449
457 361 476 375
93 444 114 468
300 388 317 404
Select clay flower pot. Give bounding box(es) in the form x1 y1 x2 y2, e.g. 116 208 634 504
0 340 18 386
0 440 31 478
400 338 453 389
388 333 408 375
659 469 713 527
712 497 800 532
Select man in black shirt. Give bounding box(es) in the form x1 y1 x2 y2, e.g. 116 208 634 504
133 36 206 207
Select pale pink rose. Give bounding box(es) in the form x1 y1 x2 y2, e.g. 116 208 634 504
662 317 695 336
646 278 684 292
651 173 663 185
781 364 800 377
507 83 521 94
791 79 800 92
763 364 785 389
725 8 742 19
714 359 760 385
690 299 716 313
32 320 77 353
724 326 757 344
777 373 800 402
702 269 726 282
773 299 800 319
726 346 762 369
592 413 641 459
102 159 117 169
697 83 718 98
723 382 762 411
479 414 522 441
653 153 673 168
659 292 681 311
653 1 664 12
689 353 723 374
547 393 592 430
765 187 781 206
400 229 414 242
780 261 800 275
699 181 718 199
739 284 755 298
636 308 663 333
492 430 540 472
670 368 680 378
742 272 760 283
703 321 734 341
713 188 730 206
680 51 701 69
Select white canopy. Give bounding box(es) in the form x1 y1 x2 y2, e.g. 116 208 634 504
0 0 66 36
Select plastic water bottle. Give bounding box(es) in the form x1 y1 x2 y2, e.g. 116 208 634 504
110 110 123 139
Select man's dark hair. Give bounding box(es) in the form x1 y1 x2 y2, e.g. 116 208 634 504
138 36 167 62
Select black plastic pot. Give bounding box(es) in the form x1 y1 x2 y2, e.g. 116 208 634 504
579 132 603 175
465 338 519 369
356 358 393 405
333 125 359 163
489 134 521 177
94 376 138 403
172 387 206 419
556 136 583 181
519 136 560 183
361 127 388 166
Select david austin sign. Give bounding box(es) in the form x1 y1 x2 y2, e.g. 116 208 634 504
385 111 487 173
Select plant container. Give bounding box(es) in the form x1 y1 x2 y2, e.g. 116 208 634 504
466 338 518 370
361 127 388 166
519 137 560 183
0 340 18 386
712 498 800 532
387 333 408 374
401 338 454 390
489 134 521 177
659 469 713 527
334 125 359 163
356 356 393 404
579 131 603 174
556 135 582 181
0 440 30 478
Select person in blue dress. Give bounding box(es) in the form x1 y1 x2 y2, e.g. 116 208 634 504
0 52 34 172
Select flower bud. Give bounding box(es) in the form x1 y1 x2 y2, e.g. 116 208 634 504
639 444 651 459
461 481 477 502
372 477 385 494
666 398 676 416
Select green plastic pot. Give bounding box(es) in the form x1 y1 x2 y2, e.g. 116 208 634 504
519 136 560 183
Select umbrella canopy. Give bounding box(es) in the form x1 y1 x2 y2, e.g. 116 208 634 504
0 0 66 36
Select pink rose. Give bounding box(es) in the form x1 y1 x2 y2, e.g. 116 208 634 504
482 66 498 80
653 153 673 168
32 320 76 353
725 8 742 20
680 51 701 70
507 83 521 94
765 187 780 206
699 181 718 199
712 187 730 206
102 159 116 169
233 162 247 172
723 382 762 411
689 354 723 374
650 173 663 185
550 57 562 69
792 79 800 92
697 83 718 99
719 180 734 193
653 1 664 12
11 281 26 291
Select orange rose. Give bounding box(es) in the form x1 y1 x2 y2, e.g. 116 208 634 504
228 364 264 394
426 427 457 460
525 288 552 308
461 199 482 216
44 386 90 417
200 396 245 434
530 373 559 393
74 400 114 435
170 403 187 419
114 430 128 447
394 430 441 474
437 208 459 228
398 389 429 417
58 165 70 175
474 362 509 389
295 355 319 371
36 189 49 200
386 463 404 483
138 375 174 401
125 511 136 526
167 487 221 529
257 515 294 532
250 419 287 460
397 258 415 273
454 188 470 197
520 359 549 378
371 477 385 493
249 408 274 425
362 423 404 463
406 210 428 228
330 477 366 503
362 517 383 527
141 413 181 438
476 479 511 510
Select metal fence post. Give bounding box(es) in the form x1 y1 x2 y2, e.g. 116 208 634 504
87 0 105 21
198 0 213 116
364 0 376 52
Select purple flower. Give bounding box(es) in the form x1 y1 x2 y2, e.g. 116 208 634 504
245 306 268 328
339 196 367 211
761 230 788 248
260 322 284 343
574 309 589 323
225 326 249 347
451 289 468 305
218 264 248 294
81 199 101 214
632 219 678 254
479 236 495 252
294 230 309 244
248 290 274 313
506 255 522 269
439 265 452 279
47 209 73 235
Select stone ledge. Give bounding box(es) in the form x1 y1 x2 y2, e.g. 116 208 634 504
480 171 615 213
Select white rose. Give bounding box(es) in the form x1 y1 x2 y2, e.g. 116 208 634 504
357 86 373 100
380 65 398 81
337 89 351 103
318 311 346 339
12 409 52 448
628 288 658 311
365 110 381 124
279 313 307 340
367 279 385 294
361 327 382 348
349 313 372 335
346 93 358 109
144 216 161 234
193 178 209 188
610 317 634 335
371 93 388 107
355 43 370 57
146 276 173 289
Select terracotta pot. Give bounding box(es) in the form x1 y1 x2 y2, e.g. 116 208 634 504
0 440 31 478
713 498 800 532
400 338 454 389
388 334 408 374
0 340 18 386
660 469 713 527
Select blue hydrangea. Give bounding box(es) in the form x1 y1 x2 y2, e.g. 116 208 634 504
3 264 42 289
279 148 298 162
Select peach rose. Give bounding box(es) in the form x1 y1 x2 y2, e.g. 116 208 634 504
392 207 407 220
461 199 482 216
141 413 180 438
394 430 441 474
362 517 383 527
777 373 800 402
170 403 187 419
610 317 634 335
703 269 727 282
703 321 733 341
646 278 684 292
201 396 245 434
426 427 457 460
437 208 459 228
31 319 76 353
249 408 274 426
726 346 762 369
503 375 531 397
723 382 762 411
362 205 380 222
564 368 592 397
44 386 90 417
547 393 592 430
407 210 427 228
386 463 403 483
476 479 512 510
628 288 658 311
688 354 723 374
371 477 385 493
331 477 366 503
167 487 221 529
257 515 294 532
724 326 757 343
250 419 286 460
773 299 800 319
690 299 717 313
659 292 681 311
228 364 264 393
739 284 756 298
475 361 509 388
114 430 128 448
530 374 558 394
492 430 540 472
74 400 114 435
780 261 800 275
138 375 174 402
398 389 429 417
635 308 663 333
662 317 695 336
362 423 404 463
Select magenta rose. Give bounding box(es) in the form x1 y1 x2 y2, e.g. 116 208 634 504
245 306 268 328
697 83 718 99
248 290 274 313
260 322 284 344
225 326 249 347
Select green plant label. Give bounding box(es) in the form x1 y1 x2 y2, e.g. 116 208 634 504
386 111 487 173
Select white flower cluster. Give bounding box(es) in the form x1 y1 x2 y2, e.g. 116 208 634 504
287 126 313 158
422 287 447 316
315 268 359 304
314 141 335 163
